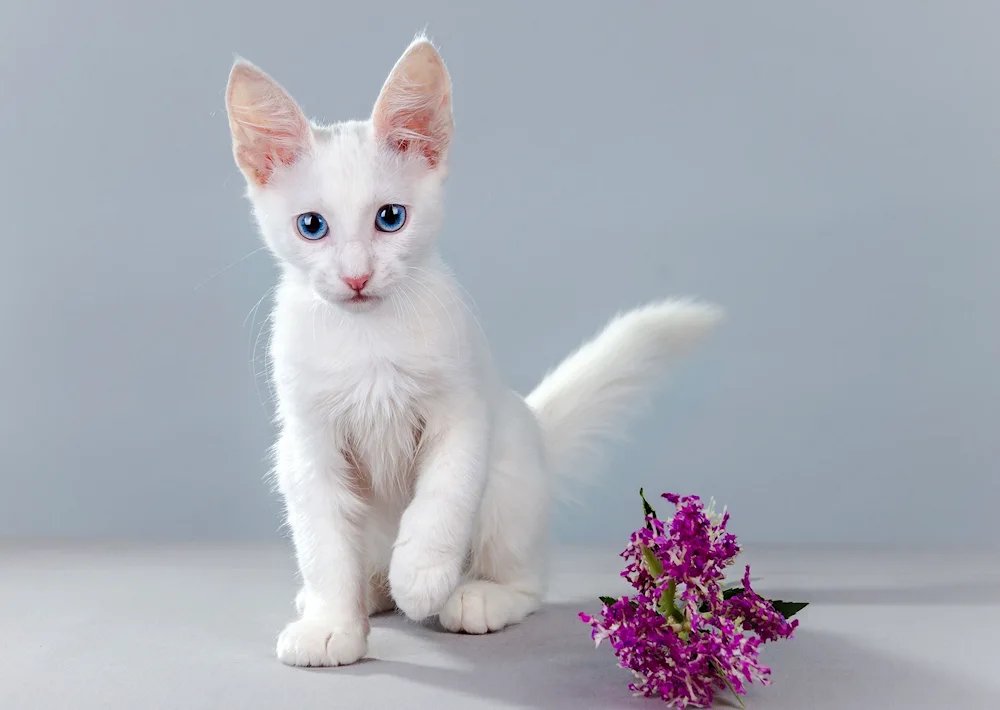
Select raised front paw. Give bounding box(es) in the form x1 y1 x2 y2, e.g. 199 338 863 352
388 545 463 622
439 580 540 634
276 618 368 667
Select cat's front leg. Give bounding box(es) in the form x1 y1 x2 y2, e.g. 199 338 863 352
274 430 369 667
389 394 489 621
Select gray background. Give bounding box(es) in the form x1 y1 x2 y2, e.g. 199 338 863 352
1 0 997 546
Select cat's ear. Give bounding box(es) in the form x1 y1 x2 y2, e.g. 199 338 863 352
372 37 453 169
226 60 312 186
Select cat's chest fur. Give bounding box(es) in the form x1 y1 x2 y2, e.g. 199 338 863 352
272 292 452 497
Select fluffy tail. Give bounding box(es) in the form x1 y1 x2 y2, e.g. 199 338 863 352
525 299 723 492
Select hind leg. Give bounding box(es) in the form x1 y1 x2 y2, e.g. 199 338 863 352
366 572 396 615
439 417 550 634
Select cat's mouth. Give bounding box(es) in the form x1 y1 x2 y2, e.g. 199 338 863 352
342 293 381 309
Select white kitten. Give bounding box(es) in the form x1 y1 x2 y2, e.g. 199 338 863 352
225 35 722 667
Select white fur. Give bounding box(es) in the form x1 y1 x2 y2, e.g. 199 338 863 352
225 36 722 667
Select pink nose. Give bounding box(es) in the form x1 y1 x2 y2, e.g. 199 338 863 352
343 274 371 292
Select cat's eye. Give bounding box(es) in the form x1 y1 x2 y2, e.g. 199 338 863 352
296 212 329 240
374 204 406 233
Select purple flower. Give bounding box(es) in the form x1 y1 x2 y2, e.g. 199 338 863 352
579 595 771 708
582 491 802 707
722 566 799 643
621 494 740 598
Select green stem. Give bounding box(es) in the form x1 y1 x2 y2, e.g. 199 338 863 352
640 545 663 578
712 662 746 709
640 545 684 623
655 578 685 623
669 579 682 622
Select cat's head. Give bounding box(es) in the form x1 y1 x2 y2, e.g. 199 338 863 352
225 37 453 311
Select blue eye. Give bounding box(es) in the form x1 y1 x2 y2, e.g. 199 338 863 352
296 212 328 240
375 204 406 233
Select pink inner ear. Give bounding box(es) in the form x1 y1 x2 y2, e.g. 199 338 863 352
390 113 442 167
232 116 309 185
235 125 304 185
379 92 451 168
237 145 296 186
227 65 311 186
373 42 453 169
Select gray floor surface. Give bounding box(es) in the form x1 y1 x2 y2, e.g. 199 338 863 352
1 542 997 709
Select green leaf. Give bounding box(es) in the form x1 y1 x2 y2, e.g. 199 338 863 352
639 487 657 529
768 600 809 620
640 544 664 578
699 591 809 620
722 577 760 590
699 587 745 614
598 595 641 610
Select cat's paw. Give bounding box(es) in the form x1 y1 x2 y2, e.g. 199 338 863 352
439 581 540 634
388 547 462 621
276 618 368 667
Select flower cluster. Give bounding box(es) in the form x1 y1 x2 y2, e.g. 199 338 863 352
580 491 804 708
726 566 799 644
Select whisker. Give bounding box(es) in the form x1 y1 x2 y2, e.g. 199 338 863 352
194 246 267 291
251 312 273 410
407 265 490 362
244 286 277 410
389 287 405 326
394 282 430 351
244 286 276 327
263 314 278 410
402 275 461 360
311 300 320 348
409 264 482 314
